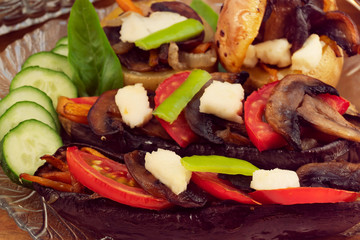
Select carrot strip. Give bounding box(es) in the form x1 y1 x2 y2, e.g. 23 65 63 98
80 147 108 159
149 49 159 67
20 173 73 192
64 103 92 116
259 63 279 83
192 42 212 54
116 0 143 15
39 171 72 184
41 155 69 172
57 96 91 124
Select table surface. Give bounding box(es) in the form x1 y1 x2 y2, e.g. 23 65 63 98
0 209 31 240
0 1 359 240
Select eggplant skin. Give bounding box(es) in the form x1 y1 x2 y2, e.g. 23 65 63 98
34 184 360 240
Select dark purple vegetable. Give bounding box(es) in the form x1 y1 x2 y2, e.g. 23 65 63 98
34 183 360 240
297 161 360 192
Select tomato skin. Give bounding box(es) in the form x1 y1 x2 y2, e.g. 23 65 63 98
191 172 260 205
317 93 349 115
154 71 198 147
70 96 99 105
244 82 349 152
66 146 171 210
249 187 359 205
244 81 287 152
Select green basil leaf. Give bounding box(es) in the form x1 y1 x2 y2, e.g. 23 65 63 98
67 0 123 96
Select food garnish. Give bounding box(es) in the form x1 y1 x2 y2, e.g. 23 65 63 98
68 0 123 96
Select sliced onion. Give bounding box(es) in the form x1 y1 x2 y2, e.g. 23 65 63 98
168 42 217 71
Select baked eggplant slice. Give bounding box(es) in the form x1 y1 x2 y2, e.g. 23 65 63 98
34 182 360 240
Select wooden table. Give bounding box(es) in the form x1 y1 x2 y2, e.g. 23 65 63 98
0 209 31 240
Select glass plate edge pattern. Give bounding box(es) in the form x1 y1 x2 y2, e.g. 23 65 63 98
0 3 116 240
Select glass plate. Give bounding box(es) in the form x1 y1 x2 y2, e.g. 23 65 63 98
0 3 116 240
0 1 359 240
0 0 102 36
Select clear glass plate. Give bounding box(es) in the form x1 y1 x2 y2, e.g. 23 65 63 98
0 0 102 36
0 3 116 240
0 1 359 240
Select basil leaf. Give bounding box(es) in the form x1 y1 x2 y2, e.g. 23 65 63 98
67 0 123 96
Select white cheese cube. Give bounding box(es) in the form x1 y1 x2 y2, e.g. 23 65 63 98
145 149 192 195
254 38 292 68
250 168 300 190
199 81 244 123
291 34 323 73
120 12 187 43
243 45 258 68
115 83 153 128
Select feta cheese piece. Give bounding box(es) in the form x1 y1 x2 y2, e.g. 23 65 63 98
120 11 187 43
145 149 192 195
291 34 323 73
115 83 153 128
250 168 300 190
199 81 244 123
243 45 258 68
254 38 292 68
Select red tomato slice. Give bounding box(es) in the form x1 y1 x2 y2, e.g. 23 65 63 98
244 81 287 152
249 187 359 205
191 172 260 205
66 146 172 210
154 71 198 147
70 96 99 105
317 93 350 115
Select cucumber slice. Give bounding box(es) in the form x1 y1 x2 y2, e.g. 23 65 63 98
1 119 62 187
52 44 68 57
56 36 68 46
10 66 77 108
0 86 60 130
22 51 74 80
0 101 57 143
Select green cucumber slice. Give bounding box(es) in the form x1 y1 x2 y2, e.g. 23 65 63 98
0 86 60 131
10 66 77 108
52 44 69 57
1 119 62 187
22 51 74 80
0 101 57 143
56 36 68 46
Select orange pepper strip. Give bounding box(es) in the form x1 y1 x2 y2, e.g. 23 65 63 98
41 155 69 172
39 171 72 184
57 96 92 124
116 0 143 15
20 173 73 192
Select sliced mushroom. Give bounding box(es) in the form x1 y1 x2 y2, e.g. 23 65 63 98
297 161 360 192
297 94 360 143
124 150 208 208
265 74 338 150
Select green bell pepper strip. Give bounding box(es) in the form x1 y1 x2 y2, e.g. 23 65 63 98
135 18 204 51
153 69 211 123
181 155 259 176
190 0 219 32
